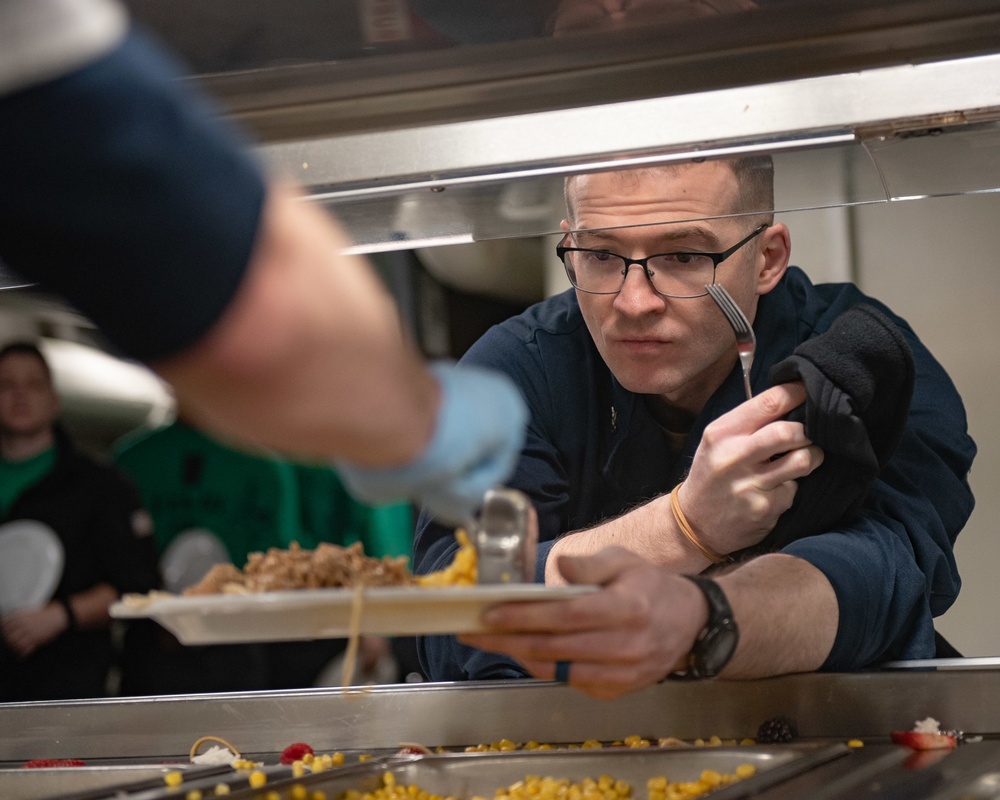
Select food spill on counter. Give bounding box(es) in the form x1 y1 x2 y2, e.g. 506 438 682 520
282 743 317 765
754 717 797 744
20 758 86 768
890 717 959 750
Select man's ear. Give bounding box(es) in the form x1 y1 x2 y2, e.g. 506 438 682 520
756 222 791 294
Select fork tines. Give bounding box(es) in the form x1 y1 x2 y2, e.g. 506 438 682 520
706 284 755 343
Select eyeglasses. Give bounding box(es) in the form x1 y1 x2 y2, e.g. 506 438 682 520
557 223 767 298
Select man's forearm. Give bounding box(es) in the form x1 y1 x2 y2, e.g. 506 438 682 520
64 582 120 630
155 184 440 466
544 494 711 584
717 554 838 678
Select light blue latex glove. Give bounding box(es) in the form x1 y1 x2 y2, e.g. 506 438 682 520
336 362 528 525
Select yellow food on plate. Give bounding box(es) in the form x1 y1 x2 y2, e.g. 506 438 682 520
415 530 477 587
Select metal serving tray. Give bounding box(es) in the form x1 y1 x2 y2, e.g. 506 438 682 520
0 764 231 800
224 744 851 800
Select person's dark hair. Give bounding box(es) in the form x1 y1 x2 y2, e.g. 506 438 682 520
0 341 52 382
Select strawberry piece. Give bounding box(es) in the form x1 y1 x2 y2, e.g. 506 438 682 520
280 742 314 765
21 759 86 768
890 730 957 750
397 745 432 755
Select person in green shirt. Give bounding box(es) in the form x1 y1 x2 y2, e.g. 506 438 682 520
292 463 413 561
114 416 303 569
0 341 159 701
114 417 420 690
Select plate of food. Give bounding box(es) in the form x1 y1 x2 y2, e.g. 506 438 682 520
111 582 595 644
110 533 595 644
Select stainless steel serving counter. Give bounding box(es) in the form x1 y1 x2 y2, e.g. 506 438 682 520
6 670 1000 799
5 670 1000 761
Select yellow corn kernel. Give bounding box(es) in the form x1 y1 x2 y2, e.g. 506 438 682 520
706 736 722 747
582 740 603 750
311 792 328 800
847 739 865 748
699 770 722 788
165 772 184 787
647 777 668 791
734 764 757 779
292 762 307 778
740 738 756 746
186 791 203 800
213 784 231 796
290 784 308 800
264 792 280 800
248 770 267 788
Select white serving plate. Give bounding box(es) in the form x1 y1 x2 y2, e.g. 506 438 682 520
110 584 596 644
0 520 64 615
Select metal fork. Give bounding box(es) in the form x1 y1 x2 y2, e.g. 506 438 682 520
706 284 756 401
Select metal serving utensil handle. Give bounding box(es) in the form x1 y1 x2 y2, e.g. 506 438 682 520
474 488 538 584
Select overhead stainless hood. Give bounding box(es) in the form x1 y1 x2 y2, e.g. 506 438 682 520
118 0 1000 250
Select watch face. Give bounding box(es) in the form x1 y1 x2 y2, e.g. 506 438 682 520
699 623 739 677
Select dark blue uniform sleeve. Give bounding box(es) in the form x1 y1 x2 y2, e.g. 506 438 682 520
785 312 976 669
414 323 566 681
0 26 266 363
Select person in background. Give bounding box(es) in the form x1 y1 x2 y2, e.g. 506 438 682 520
414 157 976 698
113 417 420 693
0 341 159 701
0 0 527 527
114 415 303 569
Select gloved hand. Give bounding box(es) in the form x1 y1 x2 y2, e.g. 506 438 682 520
336 362 528 525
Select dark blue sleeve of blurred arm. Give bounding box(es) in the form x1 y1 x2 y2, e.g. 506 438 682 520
0 26 266 363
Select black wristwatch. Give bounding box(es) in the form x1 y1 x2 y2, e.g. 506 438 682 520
682 575 739 679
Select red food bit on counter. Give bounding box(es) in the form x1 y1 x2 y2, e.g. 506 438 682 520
21 759 86 768
280 742 314 764
397 745 433 755
890 730 957 751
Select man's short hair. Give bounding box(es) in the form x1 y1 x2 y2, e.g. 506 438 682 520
564 154 775 226
730 154 775 222
0 341 52 382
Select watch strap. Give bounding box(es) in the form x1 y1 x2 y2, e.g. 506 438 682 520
682 574 739 679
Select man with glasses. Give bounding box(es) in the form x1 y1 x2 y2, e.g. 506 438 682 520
414 156 975 698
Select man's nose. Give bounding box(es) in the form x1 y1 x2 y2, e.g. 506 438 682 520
613 263 665 313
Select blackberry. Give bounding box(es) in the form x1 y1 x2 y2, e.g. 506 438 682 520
757 716 798 743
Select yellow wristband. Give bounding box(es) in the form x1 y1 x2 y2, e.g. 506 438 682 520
669 483 727 565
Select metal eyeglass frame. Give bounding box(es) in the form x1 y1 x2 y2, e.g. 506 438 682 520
556 223 768 298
